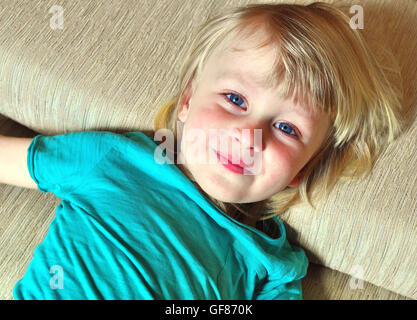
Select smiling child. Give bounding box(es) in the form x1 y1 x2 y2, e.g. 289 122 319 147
10 2 403 299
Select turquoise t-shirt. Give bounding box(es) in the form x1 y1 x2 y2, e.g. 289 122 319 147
13 130 308 300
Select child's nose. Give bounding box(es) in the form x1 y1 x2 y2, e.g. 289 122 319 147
230 127 264 153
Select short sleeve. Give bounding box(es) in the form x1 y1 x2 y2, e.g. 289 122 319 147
27 131 117 197
253 223 309 300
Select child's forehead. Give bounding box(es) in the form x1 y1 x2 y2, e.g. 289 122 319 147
214 26 276 60
208 39 279 87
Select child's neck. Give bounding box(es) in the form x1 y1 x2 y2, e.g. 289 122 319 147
241 214 259 228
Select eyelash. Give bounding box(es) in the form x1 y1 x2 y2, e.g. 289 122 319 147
222 92 300 138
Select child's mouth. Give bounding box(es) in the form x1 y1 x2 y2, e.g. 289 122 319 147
215 150 247 175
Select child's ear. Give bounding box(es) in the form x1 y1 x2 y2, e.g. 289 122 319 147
288 173 302 187
178 79 196 123
178 103 189 123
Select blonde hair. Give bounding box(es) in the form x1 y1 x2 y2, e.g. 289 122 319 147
154 2 404 223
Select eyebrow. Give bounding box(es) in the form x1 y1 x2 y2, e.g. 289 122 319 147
217 71 270 91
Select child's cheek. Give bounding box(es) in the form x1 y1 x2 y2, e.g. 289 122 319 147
191 105 228 131
184 106 230 161
266 144 298 178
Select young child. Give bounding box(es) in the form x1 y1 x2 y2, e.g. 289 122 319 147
9 2 403 299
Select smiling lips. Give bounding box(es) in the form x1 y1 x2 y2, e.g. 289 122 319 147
215 150 249 175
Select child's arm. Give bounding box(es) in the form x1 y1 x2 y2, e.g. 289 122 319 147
0 134 38 189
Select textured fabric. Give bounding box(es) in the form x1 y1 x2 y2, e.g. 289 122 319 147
301 263 412 300
12 130 308 299
0 0 416 299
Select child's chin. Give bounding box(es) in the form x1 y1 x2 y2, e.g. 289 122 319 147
197 178 248 203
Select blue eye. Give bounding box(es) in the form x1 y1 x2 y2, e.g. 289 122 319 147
276 122 297 136
224 93 298 138
226 93 246 109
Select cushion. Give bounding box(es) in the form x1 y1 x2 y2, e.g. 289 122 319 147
0 0 416 299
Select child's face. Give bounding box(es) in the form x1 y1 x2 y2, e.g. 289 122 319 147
177 37 330 204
